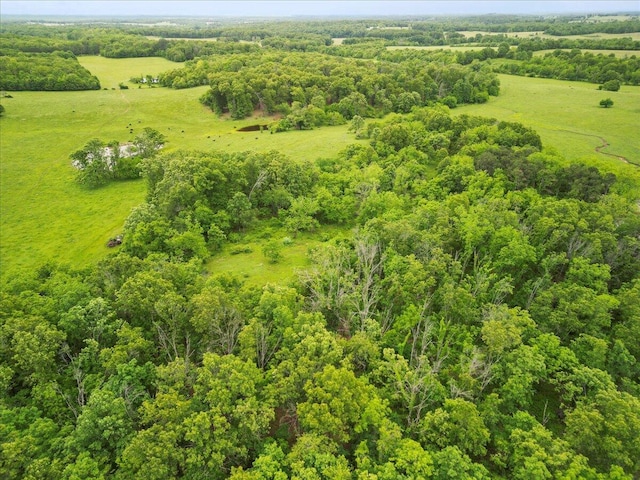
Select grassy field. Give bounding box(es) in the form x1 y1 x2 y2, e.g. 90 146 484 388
458 31 640 41
532 49 640 58
0 56 364 279
454 74 640 165
387 45 640 58
386 45 495 52
2 56 639 283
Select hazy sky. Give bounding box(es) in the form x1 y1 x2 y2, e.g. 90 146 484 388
1 1 638 17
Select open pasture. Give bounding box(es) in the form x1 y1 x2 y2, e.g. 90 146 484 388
386 45 495 52
78 55 182 89
454 74 640 171
532 48 640 58
0 56 362 278
458 30 640 41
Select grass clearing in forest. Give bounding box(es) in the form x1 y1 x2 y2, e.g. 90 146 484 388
206 224 348 286
0 56 364 279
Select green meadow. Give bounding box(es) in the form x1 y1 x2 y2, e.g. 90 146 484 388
1 56 639 282
206 224 347 287
458 30 640 41
393 46 640 58
454 73 640 168
532 49 640 58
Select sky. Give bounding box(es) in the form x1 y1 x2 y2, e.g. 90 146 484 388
1 1 638 18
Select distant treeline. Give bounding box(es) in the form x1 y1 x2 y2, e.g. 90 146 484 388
0 50 100 90
2 16 639 57
496 49 640 85
0 27 259 61
0 16 638 92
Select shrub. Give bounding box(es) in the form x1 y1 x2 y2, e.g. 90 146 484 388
262 240 283 263
602 79 621 92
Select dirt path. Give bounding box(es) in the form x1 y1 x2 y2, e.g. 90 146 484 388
557 128 637 167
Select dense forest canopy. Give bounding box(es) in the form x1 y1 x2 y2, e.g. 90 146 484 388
0 50 100 91
1 11 640 480
175 50 499 120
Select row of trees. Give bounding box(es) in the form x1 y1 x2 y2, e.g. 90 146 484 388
0 50 100 91
3 106 640 478
0 25 260 61
495 49 640 85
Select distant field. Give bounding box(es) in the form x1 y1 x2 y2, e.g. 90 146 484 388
79 55 183 89
387 45 639 58
145 36 219 42
532 49 640 58
453 74 640 190
458 30 640 41
586 15 635 22
386 45 494 52
0 56 364 279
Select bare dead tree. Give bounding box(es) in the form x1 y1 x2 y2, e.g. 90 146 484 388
468 347 495 393
248 169 269 202
254 321 282 370
351 238 385 332
59 345 86 411
299 245 355 335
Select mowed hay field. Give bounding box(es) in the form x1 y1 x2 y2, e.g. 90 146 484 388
454 74 640 169
457 30 640 41
532 49 640 58
0 56 363 279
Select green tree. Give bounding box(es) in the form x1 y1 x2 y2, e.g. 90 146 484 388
69 387 134 472
431 446 491 480
497 42 511 57
227 192 255 231
297 364 387 445
133 127 165 158
565 389 640 476
348 114 365 136
599 98 614 108
282 196 319 236
71 138 111 188
419 398 491 457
